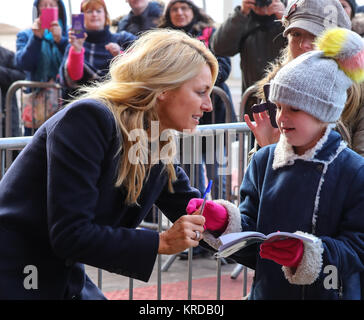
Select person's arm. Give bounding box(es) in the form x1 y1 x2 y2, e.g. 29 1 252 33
66 46 85 81
15 30 42 72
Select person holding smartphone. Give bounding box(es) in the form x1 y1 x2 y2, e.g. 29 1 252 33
60 0 136 102
15 0 68 82
15 0 68 136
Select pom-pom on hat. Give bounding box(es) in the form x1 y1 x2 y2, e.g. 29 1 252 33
269 28 364 123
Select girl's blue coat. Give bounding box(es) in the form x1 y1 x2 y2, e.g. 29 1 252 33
0 99 199 299
233 130 364 299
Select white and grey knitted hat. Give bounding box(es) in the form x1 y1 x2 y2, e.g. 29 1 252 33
269 28 364 123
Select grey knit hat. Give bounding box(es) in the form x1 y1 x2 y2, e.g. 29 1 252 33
269 28 364 123
283 0 351 37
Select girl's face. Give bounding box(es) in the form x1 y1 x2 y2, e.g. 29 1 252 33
156 64 213 132
288 28 316 59
275 103 327 155
339 0 352 18
38 0 58 10
169 2 194 28
84 4 106 30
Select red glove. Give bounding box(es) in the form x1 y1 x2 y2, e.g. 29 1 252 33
186 198 228 233
259 238 304 268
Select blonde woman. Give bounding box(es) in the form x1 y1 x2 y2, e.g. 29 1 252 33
0 29 219 299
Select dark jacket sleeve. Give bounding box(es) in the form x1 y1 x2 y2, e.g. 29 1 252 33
15 30 43 72
0 46 26 90
155 166 201 222
117 30 137 50
46 101 159 282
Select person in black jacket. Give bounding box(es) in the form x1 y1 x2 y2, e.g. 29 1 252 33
0 29 220 300
0 46 26 137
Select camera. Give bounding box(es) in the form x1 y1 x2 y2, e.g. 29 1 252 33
255 0 272 7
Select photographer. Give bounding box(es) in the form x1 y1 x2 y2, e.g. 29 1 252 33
211 0 286 119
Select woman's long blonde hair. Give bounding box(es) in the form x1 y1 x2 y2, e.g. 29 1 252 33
77 29 218 205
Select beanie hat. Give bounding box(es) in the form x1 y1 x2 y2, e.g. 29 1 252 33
269 28 364 123
283 0 351 37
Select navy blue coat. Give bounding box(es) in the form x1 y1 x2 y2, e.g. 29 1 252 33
0 99 199 299
233 129 364 299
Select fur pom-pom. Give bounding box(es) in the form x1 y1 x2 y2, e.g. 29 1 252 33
315 28 364 83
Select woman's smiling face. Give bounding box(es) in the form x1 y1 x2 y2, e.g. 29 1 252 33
156 64 213 132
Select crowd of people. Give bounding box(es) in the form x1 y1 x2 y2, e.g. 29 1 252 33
1 0 364 300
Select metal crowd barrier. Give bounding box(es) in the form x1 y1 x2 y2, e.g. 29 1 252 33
4 80 62 138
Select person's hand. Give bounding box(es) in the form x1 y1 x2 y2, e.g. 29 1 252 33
158 214 205 254
186 198 228 233
69 30 87 53
265 0 285 19
105 42 121 57
241 0 256 16
244 113 280 147
49 20 62 43
260 238 304 268
32 18 44 39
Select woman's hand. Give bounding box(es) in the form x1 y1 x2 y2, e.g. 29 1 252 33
49 20 62 43
69 29 87 53
244 113 280 147
32 18 44 39
158 214 205 255
105 42 121 57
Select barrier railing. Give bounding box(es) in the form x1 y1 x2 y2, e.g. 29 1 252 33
4 80 63 138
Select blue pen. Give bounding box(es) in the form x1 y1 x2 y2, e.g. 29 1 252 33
199 180 213 215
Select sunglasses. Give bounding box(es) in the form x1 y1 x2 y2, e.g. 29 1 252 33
251 84 278 128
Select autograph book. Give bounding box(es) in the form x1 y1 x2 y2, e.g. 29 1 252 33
215 231 316 258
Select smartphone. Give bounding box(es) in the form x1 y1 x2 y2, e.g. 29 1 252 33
40 7 58 29
251 84 278 128
72 14 85 39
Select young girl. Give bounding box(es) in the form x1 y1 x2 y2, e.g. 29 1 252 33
188 27 364 299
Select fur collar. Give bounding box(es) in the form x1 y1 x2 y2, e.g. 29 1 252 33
272 124 335 170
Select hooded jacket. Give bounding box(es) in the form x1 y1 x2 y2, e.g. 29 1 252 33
15 0 68 83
